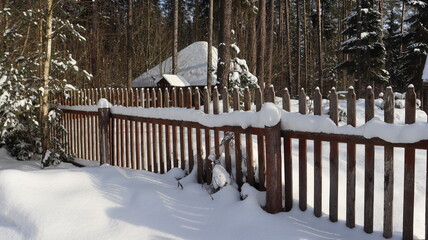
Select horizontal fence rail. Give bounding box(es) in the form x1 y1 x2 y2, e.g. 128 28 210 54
59 85 428 240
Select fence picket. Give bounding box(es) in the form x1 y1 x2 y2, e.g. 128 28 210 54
244 87 254 186
158 88 164 173
383 86 394 238
195 88 203 183
403 85 416 240
172 88 178 168
299 88 307 211
346 86 356 228
204 87 212 184
255 87 265 191
187 88 194 173
329 88 339 222
222 87 232 174
233 88 243 187
213 87 220 159
179 88 185 170
313 87 322 217
164 89 171 171
364 86 375 233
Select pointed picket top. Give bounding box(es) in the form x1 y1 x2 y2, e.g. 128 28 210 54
314 87 322 116
405 85 416 124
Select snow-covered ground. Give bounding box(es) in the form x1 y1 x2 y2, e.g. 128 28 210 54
0 148 389 240
1 97 427 240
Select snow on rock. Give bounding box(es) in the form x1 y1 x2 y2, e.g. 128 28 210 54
97 98 112 108
212 164 231 189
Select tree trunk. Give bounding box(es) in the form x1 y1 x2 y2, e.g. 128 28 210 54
279 0 285 90
207 0 213 90
127 0 133 88
356 0 362 98
316 0 323 93
249 11 257 75
41 0 53 165
173 0 178 74
91 0 99 86
217 0 232 90
285 0 292 95
296 0 301 96
266 0 274 86
400 0 405 56
257 0 266 93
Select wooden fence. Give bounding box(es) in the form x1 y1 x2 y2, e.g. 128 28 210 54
59 85 428 240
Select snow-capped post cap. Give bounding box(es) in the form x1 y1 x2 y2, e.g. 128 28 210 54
367 85 372 89
97 98 112 109
386 86 392 90
408 84 414 88
348 86 354 90
315 86 320 90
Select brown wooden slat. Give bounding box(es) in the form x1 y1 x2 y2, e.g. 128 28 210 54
135 89 141 169
313 87 322 218
179 88 185 170
213 87 220 158
329 88 339 222
265 123 282 214
164 89 171 171
194 88 203 183
222 87 232 174
346 86 356 228
255 87 265 190
172 88 179 168
244 87 254 186
299 88 307 211
283 88 291 112
187 88 194 173
233 88 243 187
364 86 375 233
158 89 164 173
403 85 416 240
152 89 158 173
383 86 394 238
204 87 212 184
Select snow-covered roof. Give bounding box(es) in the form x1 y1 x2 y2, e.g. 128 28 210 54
157 74 190 87
423 55 428 83
132 41 218 88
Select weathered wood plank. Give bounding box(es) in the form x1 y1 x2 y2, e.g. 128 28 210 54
158 88 164 173
164 89 171 171
179 88 185 170
383 86 394 238
233 88 243 187
329 88 339 222
364 86 375 233
244 87 254 186
346 86 356 228
313 87 322 217
403 85 416 240
204 87 212 184
265 123 282 214
299 88 307 211
187 88 194 173
172 88 178 168
255 87 265 190
222 87 232 174
195 88 203 183
213 87 220 159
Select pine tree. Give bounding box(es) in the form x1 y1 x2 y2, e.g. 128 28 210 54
396 0 428 92
338 0 389 97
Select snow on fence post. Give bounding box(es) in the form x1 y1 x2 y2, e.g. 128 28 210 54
364 86 375 233
98 98 112 166
383 86 394 239
265 122 282 214
329 87 339 223
298 88 308 211
403 85 416 240
313 87 322 218
282 88 290 112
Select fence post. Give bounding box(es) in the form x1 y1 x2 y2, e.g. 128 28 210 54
98 98 111 166
265 122 282 214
